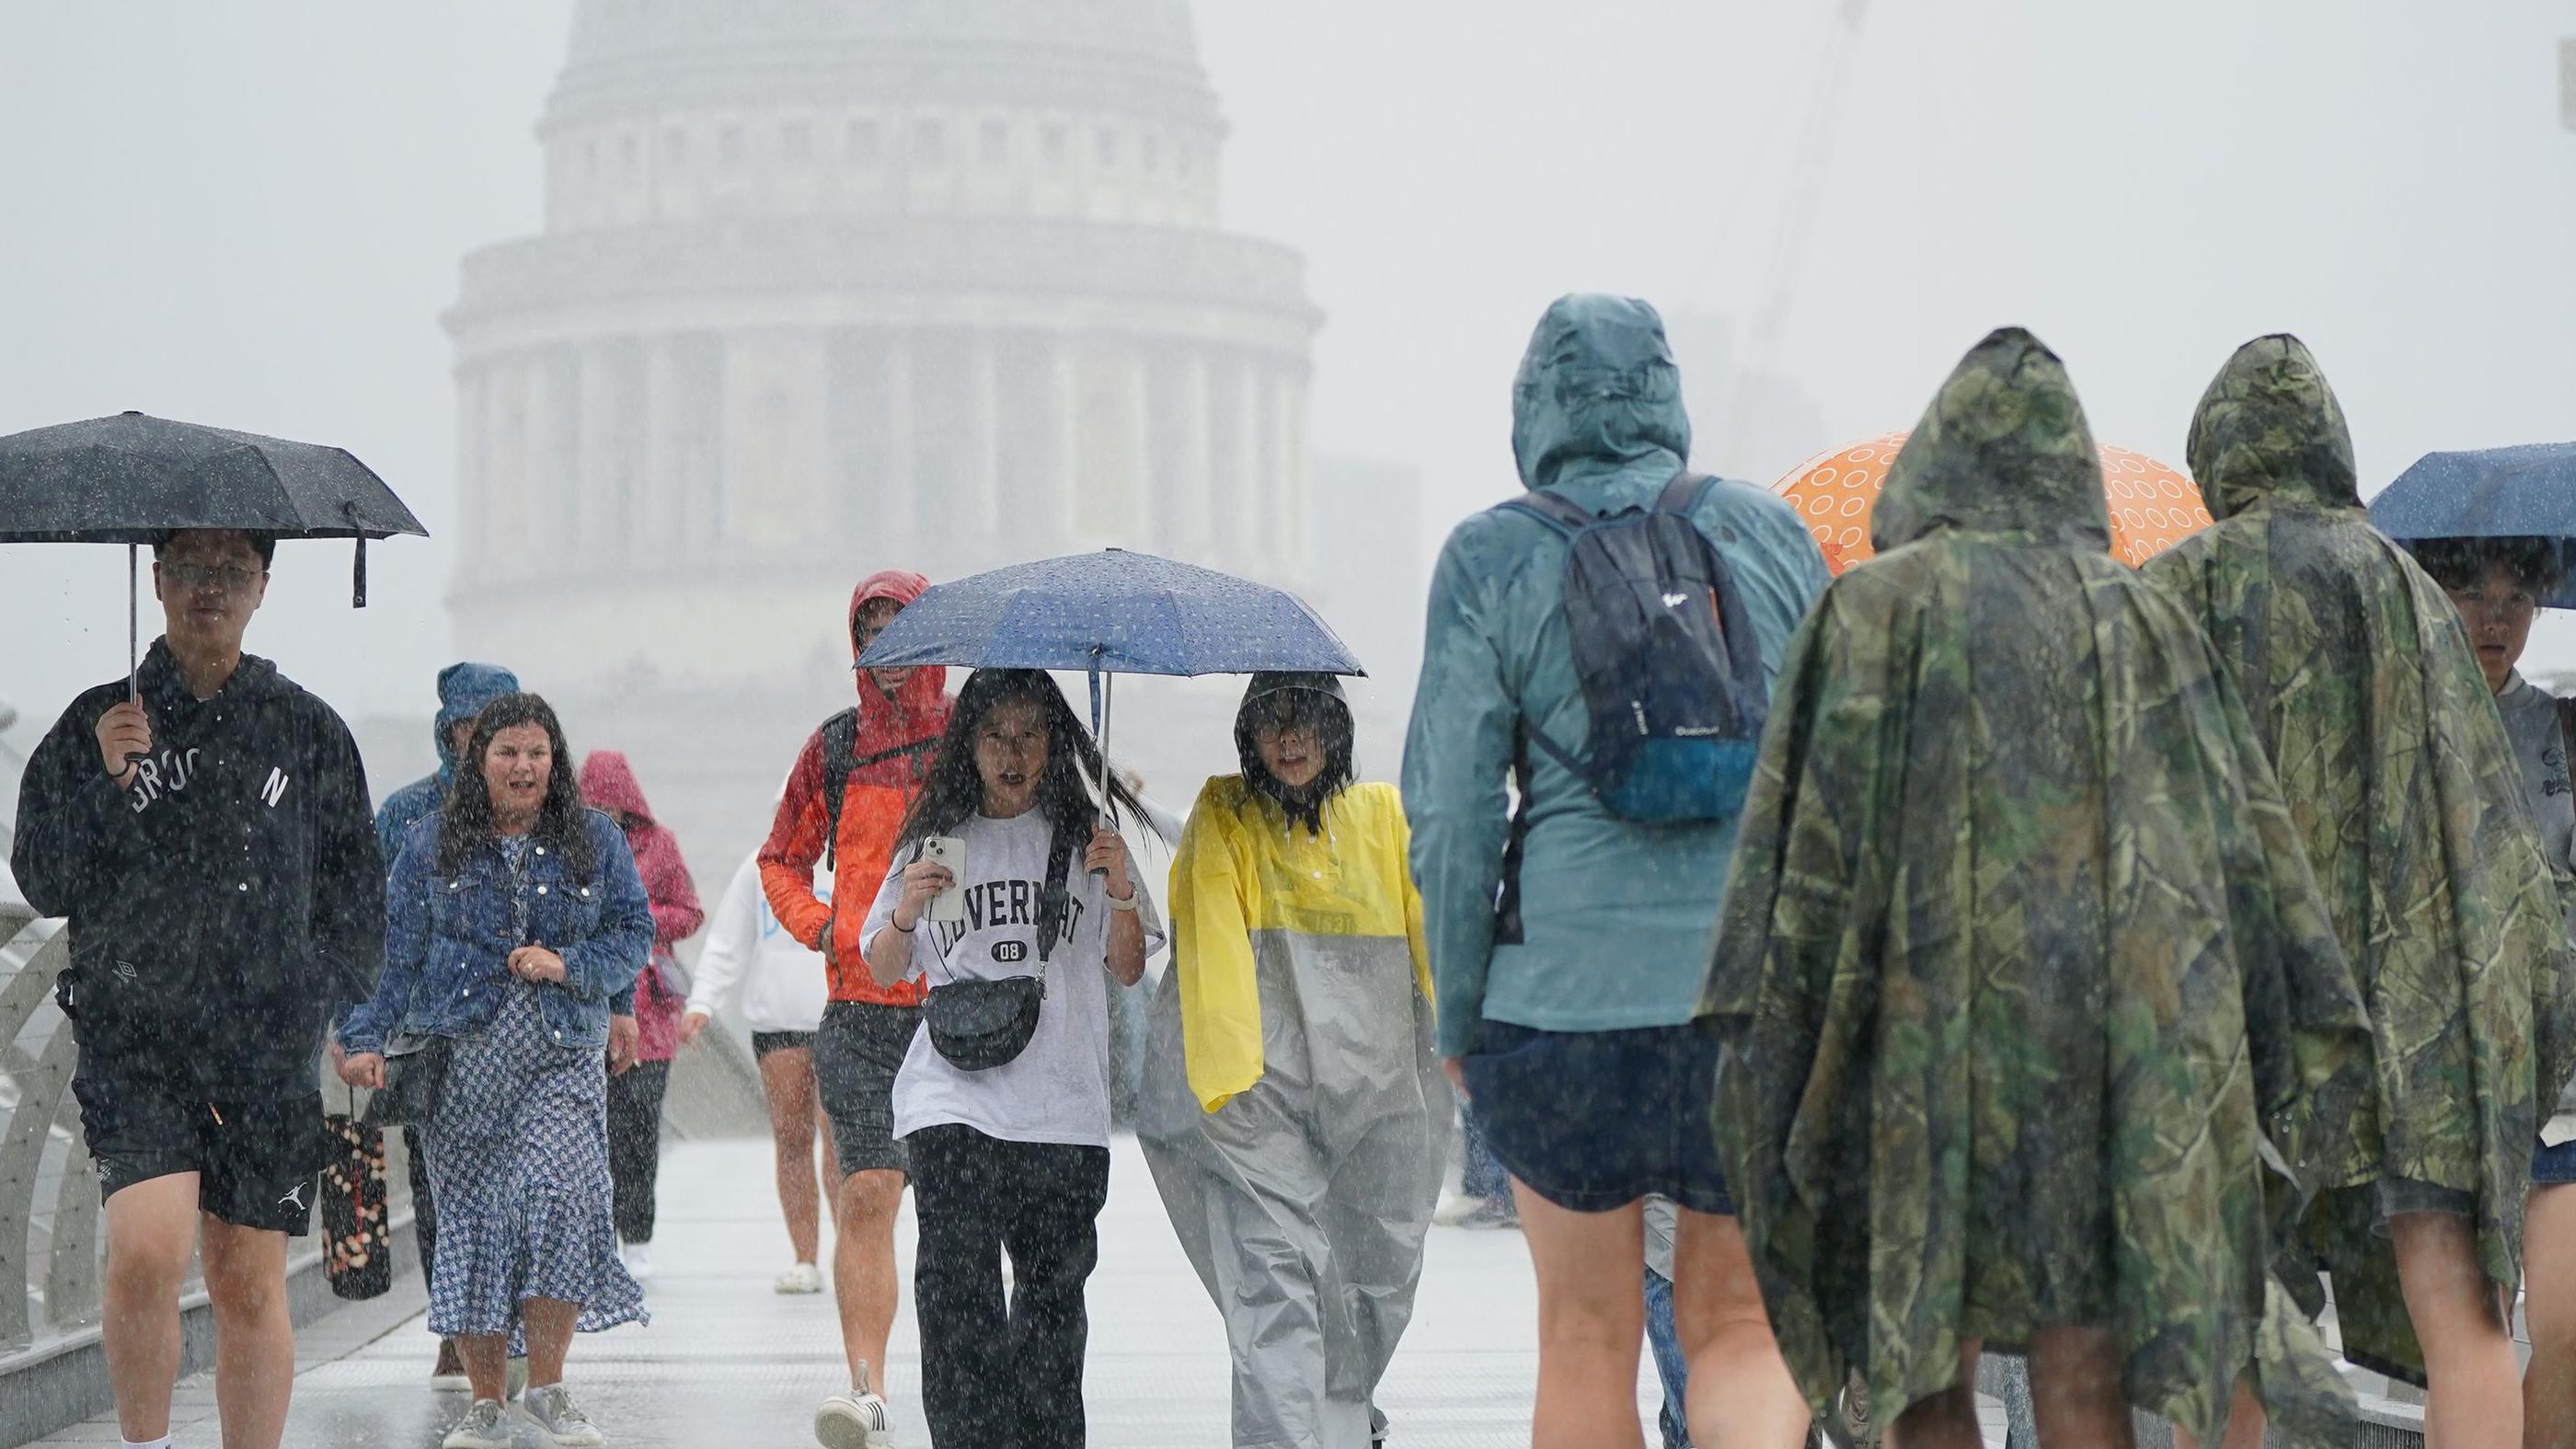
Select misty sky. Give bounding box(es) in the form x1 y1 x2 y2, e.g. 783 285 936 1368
4 1 2573 739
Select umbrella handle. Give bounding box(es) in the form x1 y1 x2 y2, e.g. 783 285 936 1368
128 543 139 703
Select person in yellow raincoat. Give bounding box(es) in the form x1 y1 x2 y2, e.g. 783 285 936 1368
1138 672 1450 1449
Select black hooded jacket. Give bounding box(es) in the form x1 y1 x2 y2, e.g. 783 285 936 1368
10 641 385 1097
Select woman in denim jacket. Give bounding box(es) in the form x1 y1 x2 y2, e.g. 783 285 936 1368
340 693 654 1449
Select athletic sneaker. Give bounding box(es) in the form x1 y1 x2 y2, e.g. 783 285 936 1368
813 1359 894 1449
776 1261 824 1294
623 1241 655 1282
431 1337 470 1393
522 1383 607 1447
443 1399 512 1449
1432 1190 1519 1229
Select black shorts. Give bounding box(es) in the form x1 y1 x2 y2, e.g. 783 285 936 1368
752 1030 816 1059
71 1076 327 1235
1460 1022 1734 1216
816 1002 921 1178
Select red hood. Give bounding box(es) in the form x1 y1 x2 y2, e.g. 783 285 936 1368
579 749 655 825
850 569 948 716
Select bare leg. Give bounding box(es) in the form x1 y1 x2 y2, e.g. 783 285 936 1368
819 1107 841 1226
100 1175 200 1443
199 1214 295 1449
1889 1340 1983 1449
1671 1208 1810 1449
2169 1379 2264 1449
522 1297 581 1388
456 1333 510 1402
2527 1184 2576 1449
2392 1211 2522 1449
760 1047 823 1264
834 1167 906 1393
2027 1325 2137 1449
1512 1180 1648 1449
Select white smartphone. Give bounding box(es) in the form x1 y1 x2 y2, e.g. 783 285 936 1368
921 835 968 924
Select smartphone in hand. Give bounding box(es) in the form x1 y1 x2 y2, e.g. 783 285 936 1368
922 835 968 924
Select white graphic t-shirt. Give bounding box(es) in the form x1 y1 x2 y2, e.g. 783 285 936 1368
862 811 1164 1147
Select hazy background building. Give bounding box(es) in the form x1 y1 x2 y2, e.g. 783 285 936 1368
444 0 1338 873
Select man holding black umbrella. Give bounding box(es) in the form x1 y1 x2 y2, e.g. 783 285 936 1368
9 528 385 1449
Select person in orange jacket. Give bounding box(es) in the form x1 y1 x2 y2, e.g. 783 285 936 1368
758 569 951 1449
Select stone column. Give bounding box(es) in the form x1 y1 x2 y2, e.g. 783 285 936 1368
517 354 560 577
1112 342 1151 543
1225 352 1263 567
1169 347 1213 561
882 333 919 543
1046 337 1083 539
966 334 1002 535
641 337 683 561
576 344 618 561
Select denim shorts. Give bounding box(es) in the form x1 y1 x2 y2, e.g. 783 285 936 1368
2536 1137 2576 1187
1458 1021 1733 1215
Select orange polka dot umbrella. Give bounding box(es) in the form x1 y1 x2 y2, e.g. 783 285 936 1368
1772 431 2214 575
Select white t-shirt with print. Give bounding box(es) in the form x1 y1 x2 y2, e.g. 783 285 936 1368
861 811 1165 1148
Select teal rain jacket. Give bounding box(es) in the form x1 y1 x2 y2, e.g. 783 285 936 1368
1401 294 1831 1057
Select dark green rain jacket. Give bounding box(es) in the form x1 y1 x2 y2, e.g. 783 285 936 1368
1704 328 2373 1444
2140 335 2576 1382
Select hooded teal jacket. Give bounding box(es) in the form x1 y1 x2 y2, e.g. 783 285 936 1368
1401 294 1830 1057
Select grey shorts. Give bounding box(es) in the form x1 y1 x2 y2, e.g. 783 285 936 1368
816 1002 921 1178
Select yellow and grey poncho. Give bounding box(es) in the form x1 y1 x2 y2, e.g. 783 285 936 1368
1137 775 1446 1449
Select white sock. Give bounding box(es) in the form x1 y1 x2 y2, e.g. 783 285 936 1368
122 1438 173 1449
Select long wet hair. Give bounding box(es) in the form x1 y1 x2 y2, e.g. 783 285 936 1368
1235 674 1356 834
438 692 597 878
897 669 1143 853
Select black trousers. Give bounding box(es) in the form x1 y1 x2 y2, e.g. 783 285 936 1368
910 1124 1111 1449
605 1060 672 1244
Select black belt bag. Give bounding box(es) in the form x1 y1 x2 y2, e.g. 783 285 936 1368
915 829 1076 1072
924 975 1045 1071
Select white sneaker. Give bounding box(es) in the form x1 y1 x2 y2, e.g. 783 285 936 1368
813 1360 893 1448
622 1241 654 1282
443 1398 512 1449
522 1382 606 1447
776 1261 825 1294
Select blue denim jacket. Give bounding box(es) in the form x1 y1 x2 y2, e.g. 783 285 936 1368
341 809 652 1055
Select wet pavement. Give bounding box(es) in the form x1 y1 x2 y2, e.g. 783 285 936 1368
27 1136 1704 1448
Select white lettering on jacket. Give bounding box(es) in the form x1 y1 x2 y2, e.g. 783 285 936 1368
127 748 202 813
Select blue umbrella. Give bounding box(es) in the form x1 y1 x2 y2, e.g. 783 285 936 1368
857 548 1363 807
2371 443 2576 606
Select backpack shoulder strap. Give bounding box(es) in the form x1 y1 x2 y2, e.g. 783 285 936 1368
2557 696 2576 773
1652 469 1716 517
817 708 859 868
1497 489 1598 538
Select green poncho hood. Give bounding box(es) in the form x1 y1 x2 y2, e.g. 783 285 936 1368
1706 328 2372 1444
2144 335 2576 1381
2185 334 2363 521
1870 328 2111 554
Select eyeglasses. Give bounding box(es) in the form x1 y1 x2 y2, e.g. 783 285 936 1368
1253 719 1317 744
162 562 265 592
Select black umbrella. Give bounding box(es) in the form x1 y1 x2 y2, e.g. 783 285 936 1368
0 410 428 692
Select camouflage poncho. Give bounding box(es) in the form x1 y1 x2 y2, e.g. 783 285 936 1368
1703 329 2373 1444
2139 335 2575 1380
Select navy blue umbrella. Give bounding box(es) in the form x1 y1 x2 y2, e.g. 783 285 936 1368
858 548 1363 805
2372 443 2576 606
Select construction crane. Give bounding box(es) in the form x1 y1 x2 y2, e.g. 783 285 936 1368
1720 0 1872 451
